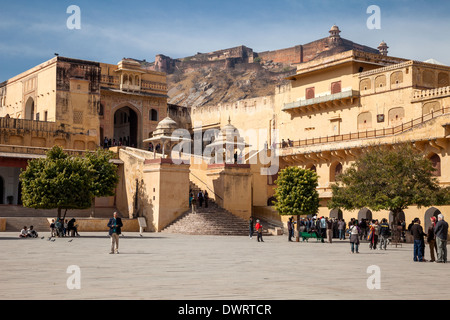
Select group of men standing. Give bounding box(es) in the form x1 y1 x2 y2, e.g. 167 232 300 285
410 214 448 263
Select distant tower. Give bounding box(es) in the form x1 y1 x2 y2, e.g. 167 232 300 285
378 41 389 56
329 25 342 44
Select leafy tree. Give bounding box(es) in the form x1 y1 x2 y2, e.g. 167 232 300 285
84 148 119 199
20 146 119 220
328 143 450 224
274 167 319 229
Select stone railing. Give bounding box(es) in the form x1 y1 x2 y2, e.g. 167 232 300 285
412 86 450 101
141 80 167 92
0 117 63 133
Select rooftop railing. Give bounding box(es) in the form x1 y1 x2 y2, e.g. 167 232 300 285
277 106 450 150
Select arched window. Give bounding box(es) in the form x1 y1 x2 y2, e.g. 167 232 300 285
330 162 343 182
98 103 104 116
150 109 159 122
429 154 441 177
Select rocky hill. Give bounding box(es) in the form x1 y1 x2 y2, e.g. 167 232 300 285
134 26 382 108
166 63 294 108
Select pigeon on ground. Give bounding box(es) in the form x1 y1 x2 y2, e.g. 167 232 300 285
51 239 56 242
68 239 73 242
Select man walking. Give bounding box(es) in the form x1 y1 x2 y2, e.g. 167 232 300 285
434 214 448 263
108 212 123 254
326 218 333 243
287 217 293 242
249 217 254 240
379 218 390 250
338 219 346 240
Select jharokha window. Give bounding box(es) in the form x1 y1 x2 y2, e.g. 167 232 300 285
305 87 315 100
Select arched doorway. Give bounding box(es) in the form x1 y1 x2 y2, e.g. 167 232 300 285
0 176 4 204
113 106 138 148
358 208 372 222
424 207 441 231
389 210 405 227
329 208 343 220
25 97 35 120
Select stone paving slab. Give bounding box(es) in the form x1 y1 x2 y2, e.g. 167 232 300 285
0 232 449 300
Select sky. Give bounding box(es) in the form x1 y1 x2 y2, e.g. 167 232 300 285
1 0 450 80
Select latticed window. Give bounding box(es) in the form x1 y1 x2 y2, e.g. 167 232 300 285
73 111 83 124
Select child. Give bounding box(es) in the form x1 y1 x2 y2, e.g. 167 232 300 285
50 219 56 237
255 220 264 242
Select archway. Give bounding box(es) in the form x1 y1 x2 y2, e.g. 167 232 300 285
329 208 343 220
358 208 372 222
424 207 441 231
330 162 343 182
25 97 35 120
113 106 138 148
389 210 405 227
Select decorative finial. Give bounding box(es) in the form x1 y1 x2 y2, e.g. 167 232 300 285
228 116 231 124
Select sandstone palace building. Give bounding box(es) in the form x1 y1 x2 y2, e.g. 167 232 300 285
0 26 449 233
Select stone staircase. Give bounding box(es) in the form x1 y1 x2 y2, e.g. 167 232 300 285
162 181 270 236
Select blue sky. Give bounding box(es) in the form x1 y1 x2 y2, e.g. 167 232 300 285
1 0 450 80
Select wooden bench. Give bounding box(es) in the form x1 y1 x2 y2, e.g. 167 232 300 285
300 231 323 242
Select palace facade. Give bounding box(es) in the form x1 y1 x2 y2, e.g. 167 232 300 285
0 26 449 233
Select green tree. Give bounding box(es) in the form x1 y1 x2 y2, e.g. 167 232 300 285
274 167 319 234
328 144 450 224
20 146 119 220
84 148 120 217
85 148 119 199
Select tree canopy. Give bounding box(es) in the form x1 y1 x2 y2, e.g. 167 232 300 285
20 146 119 219
274 166 319 217
328 144 450 220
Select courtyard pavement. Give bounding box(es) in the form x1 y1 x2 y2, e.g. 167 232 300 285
0 231 449 300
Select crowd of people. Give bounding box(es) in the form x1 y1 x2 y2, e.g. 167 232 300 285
271 214 448 262
189 190 210 213
49 218 80 238
103 137 136 149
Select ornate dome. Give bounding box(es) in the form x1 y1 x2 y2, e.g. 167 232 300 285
153 117 178 136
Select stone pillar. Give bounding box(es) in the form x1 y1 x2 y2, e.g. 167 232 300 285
206 163 252 220
142 158 190 232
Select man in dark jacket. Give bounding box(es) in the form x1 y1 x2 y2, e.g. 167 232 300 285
427 216 437 262
410 218 426 262
379 218 390 250
434 214 448 263
107 212 123 254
